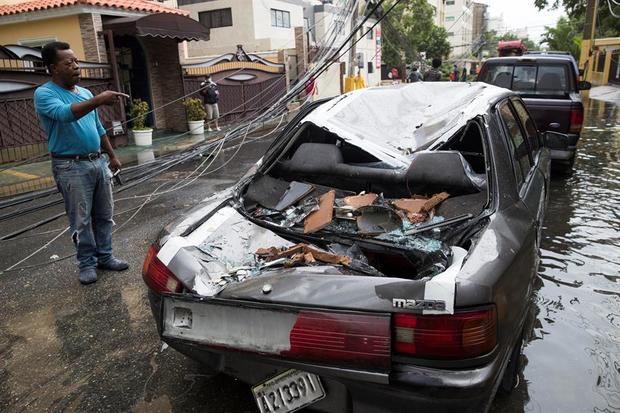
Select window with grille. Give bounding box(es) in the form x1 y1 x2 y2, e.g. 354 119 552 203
198 8 233 29
271 9 291 28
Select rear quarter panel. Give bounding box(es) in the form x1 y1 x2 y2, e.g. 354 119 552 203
455 113 538 360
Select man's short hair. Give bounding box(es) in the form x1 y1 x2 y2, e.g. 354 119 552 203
41 41 71 69
432 58 442 69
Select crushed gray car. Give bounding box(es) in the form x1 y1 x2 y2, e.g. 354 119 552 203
143 82 551 413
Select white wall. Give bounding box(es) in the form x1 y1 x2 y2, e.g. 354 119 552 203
252 0 304 50
316 63 341 99
182 0 257 57
443 0 473 58
181 0 304 58
427 0 445 26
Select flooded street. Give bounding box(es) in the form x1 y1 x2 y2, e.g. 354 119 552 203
495 98 620 412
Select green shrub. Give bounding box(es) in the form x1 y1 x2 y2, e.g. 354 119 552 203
129 99 150 130
184 97 207 121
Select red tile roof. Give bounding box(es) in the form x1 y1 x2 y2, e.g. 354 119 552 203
0 0 189 17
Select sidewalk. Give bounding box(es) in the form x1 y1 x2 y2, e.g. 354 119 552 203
588 84 620 106
0 129 216 198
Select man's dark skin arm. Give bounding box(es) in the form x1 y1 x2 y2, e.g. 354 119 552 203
71 90 128 120
101 134 121 171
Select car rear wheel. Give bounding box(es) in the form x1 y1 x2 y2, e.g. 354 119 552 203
498 332 524 395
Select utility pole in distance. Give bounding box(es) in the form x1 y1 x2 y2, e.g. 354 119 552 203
344 1 360 92
579 0 598 82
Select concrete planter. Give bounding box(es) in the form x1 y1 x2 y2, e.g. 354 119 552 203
188 120 204 135
133 129 153 146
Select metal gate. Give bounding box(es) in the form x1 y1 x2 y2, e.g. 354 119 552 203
182 50 287 124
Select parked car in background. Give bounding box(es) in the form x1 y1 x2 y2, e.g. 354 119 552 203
143 83 551 413
477 52 591 169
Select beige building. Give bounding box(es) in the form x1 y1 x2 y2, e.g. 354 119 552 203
306 1 382 97
427 0 445 26
179 0 305 58
442 0 473 58
471 2 487 44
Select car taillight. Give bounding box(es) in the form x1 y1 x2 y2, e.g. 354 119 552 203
142 244 183 294
569 108 583 134
283 311 391 370
393 307 497 359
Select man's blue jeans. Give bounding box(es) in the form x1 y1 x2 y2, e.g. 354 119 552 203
52 156 114 270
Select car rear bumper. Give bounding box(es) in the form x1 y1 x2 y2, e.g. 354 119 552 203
546 133 579 163
148 291 503 413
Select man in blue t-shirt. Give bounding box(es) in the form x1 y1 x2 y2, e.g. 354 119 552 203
34 41 129 285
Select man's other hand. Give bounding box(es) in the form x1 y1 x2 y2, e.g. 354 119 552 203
96 91 129 106
109 156 122 172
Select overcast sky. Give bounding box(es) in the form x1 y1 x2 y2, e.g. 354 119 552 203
480 0 567 42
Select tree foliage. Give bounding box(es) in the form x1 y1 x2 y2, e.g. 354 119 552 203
381 0 451 68
534 0 620 37
540 16 582 59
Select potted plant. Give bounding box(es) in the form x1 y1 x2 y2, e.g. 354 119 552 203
184 97 207 135
130 98 153 146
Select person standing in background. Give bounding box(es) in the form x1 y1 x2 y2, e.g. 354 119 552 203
423 58 443 81
200 74 221 132
408 65 422 82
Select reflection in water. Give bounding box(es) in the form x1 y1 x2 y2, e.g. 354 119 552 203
495 99 620 412
137 149 155 165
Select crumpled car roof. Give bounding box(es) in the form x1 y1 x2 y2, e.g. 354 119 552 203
302 82 509 162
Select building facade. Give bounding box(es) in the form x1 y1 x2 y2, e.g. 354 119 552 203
442 0 473 58
179 0 305 58
0 0 210 167
427 0 445 26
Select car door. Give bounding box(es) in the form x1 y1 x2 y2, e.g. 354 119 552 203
497 100 542 297
511 97 550 251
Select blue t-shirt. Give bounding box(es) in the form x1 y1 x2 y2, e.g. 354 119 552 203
34 81 106 155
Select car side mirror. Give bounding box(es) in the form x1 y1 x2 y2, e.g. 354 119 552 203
578 80 591 91
543 131 570 149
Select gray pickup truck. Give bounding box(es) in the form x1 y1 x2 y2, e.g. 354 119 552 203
478 54 591 168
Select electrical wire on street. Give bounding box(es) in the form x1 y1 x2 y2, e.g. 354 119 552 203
1 0 401 272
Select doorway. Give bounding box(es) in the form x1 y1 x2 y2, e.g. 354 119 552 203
112 35 153 127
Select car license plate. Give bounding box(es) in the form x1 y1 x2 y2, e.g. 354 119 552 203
252 369 325 413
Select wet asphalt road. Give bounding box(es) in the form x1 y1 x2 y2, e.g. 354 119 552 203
1 98 619 413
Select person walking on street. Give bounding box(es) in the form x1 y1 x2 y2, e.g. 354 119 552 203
200 75 221 132
461 67 468 82
34 41 129 285
423 58 443 81
408 65 422 82
453 64 459 82
304 76 318 102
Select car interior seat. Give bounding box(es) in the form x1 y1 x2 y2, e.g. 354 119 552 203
493 72 512 89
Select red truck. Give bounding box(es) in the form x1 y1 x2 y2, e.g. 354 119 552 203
497 40 528 57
